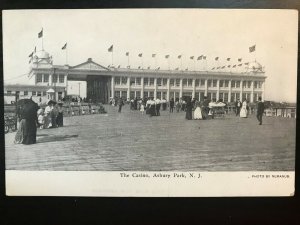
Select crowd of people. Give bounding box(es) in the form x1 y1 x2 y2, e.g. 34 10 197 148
13 94 264 145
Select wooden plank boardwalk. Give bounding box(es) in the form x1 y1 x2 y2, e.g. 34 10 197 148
5 104 296 171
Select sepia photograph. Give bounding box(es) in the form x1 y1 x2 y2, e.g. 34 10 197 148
3 9 297 196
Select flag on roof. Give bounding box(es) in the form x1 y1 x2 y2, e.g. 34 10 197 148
165 55 169 59
138 53 142 57
233 65 236 68
178 55 182 59
118 65 120 68
38 28 43 38
152 54 156 57
227 65 231 68
28 52 33 58
126 52 129 56
227 58 230 61
221 66 225 69
249 45 256 53
197 55 202 60
147 66 150 69
175 67 179 70
62 43 67 50
211 67 215 70
190 56 194 60
108 45 113 52
238 63 243 66
215 57 219 61
157 67 160 70
203 56 206 60
244 62 249 65
238 58 242 62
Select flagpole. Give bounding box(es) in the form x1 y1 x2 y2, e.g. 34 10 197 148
180 57 182 71
112 50 114 67
127 55 129 67
66 47 68 65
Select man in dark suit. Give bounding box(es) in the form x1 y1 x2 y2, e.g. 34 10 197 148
235 99 242 116
256 97 264 125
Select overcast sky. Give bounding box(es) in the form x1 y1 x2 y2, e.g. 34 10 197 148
2 9 298 102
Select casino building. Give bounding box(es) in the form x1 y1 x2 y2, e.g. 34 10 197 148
4 49 266 104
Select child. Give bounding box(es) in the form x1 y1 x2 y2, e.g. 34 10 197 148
37 108 45 129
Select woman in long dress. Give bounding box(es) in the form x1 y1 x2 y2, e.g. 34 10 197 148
185 98 193 120
194 101 203 120
240 100 248 118
22 99 39 145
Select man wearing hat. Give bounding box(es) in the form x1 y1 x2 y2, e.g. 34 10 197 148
256 97 265 125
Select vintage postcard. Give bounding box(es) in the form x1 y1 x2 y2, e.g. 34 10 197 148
3 9 297 196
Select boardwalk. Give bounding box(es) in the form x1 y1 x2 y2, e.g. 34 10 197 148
5 105 296 171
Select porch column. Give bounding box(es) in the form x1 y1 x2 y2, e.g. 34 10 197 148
111 76 115 98
192 78 196 99
141 77 144 98
179 78 183 98
167 78 170 101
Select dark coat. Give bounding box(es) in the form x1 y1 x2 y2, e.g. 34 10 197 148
257 101 264 114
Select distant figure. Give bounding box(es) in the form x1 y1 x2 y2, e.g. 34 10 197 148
185 97 193 120
169 98 174 113
118 98 124 113
256 97 264 125
194 101 203 120
240 99 248 118
235 99 242 116
56 102 64 127
202 96 210 119
140 102 145 115
37 109 45 129
155 98 161 116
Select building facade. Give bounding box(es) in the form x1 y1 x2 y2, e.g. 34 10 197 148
4 49 266 104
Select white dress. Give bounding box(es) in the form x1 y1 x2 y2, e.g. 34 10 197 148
240 101 248 118
194 106 203 119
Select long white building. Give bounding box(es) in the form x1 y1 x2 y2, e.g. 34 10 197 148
4 49 266 104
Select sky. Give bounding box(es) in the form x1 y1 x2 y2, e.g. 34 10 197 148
2 9 298 102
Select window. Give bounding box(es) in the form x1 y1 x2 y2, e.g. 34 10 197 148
247 81 251 88
121 77 127 85
231 93 235 102
213 80 217 87
136 77 141 85
162 78 167 86
219 80 224 87
231 81 236 88
243 81 247 88
258 81 262 88
43 91 46 96
157 92 161 99
200 79 205 87
16 91 20 95
149 78 154 86
253 93 258 102
37 74 43 83
219 93 224 101
143 91 148 98
32 91 36 96
59 75 64 83
136 91 141 98
170 79 174 86
144 78 149 86
52 74 58 83
224 93 228 102
175 79 180 87
207 80 212 87
115 77 120 85
115 91 120 98
225 80 229 87
130 91 135 99
236 81 240 88
212 92 217 100
254 81 258 89
200 92 205 101
130 78 135 86
44 74 49 83
37 91 41 96
182 79 187 87
188 79 193 87
24 91 28 96
7 91 12 94
149 91 154 97
162 92 167 99
121 91 127 99
157 78 162 86
195 79 199 87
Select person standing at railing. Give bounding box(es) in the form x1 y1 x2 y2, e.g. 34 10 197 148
56 102 64 127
